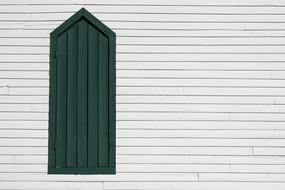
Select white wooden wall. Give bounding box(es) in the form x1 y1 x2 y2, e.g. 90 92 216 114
1 0 285 189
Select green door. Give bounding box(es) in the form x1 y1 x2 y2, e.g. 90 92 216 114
48 8 116 174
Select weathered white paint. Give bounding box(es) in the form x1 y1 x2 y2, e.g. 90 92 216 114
0 0 285 189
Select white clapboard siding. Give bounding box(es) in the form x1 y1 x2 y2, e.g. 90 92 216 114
117 62 285 70
4 13 285 22
103 182 285 190
117 70 283 79
0 182 103 190
2 5 285 15
116 121 285 130
1 0 285 190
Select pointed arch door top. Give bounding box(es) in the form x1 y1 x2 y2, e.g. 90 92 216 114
51 8 115 38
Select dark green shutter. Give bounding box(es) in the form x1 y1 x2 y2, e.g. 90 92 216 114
48 8 116 174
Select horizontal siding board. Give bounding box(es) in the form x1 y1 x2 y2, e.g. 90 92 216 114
3 5 285 14
104 182 285 190
0 63 49 71
199 173 285 182
0 181 103 190
117 155 285 165
116 147 253 156
117 46 285 54
116 54 285 62
117 104 285 113
0 79 48 87
116 121 285 130
115 30 285 37
117 62 285 70
117 87 285 96
117 96 276 104
1 0 285 5
117 138 285 147
116 78 285 87
117 70 275 79
116 112 285 121
0 104 47 112
116 129 285 138
0 173 198 182
3 21 285 30
0 121 48 129
0 173 285 182
5 13 285 22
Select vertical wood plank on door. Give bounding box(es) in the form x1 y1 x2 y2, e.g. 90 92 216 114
66 24 78 167
98 33 109 167
88 25 99 167
48 35 57 168
55 32 67 167
77 20 88 167
108 34 116 168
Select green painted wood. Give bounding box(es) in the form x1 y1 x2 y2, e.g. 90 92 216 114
66 24 78 167
108 35 116 169
98 33 109 167
48 8 116 175
55 32 68 167
77 20 88 167
48 166 115 174
88 25 99 167
48 34 57 168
